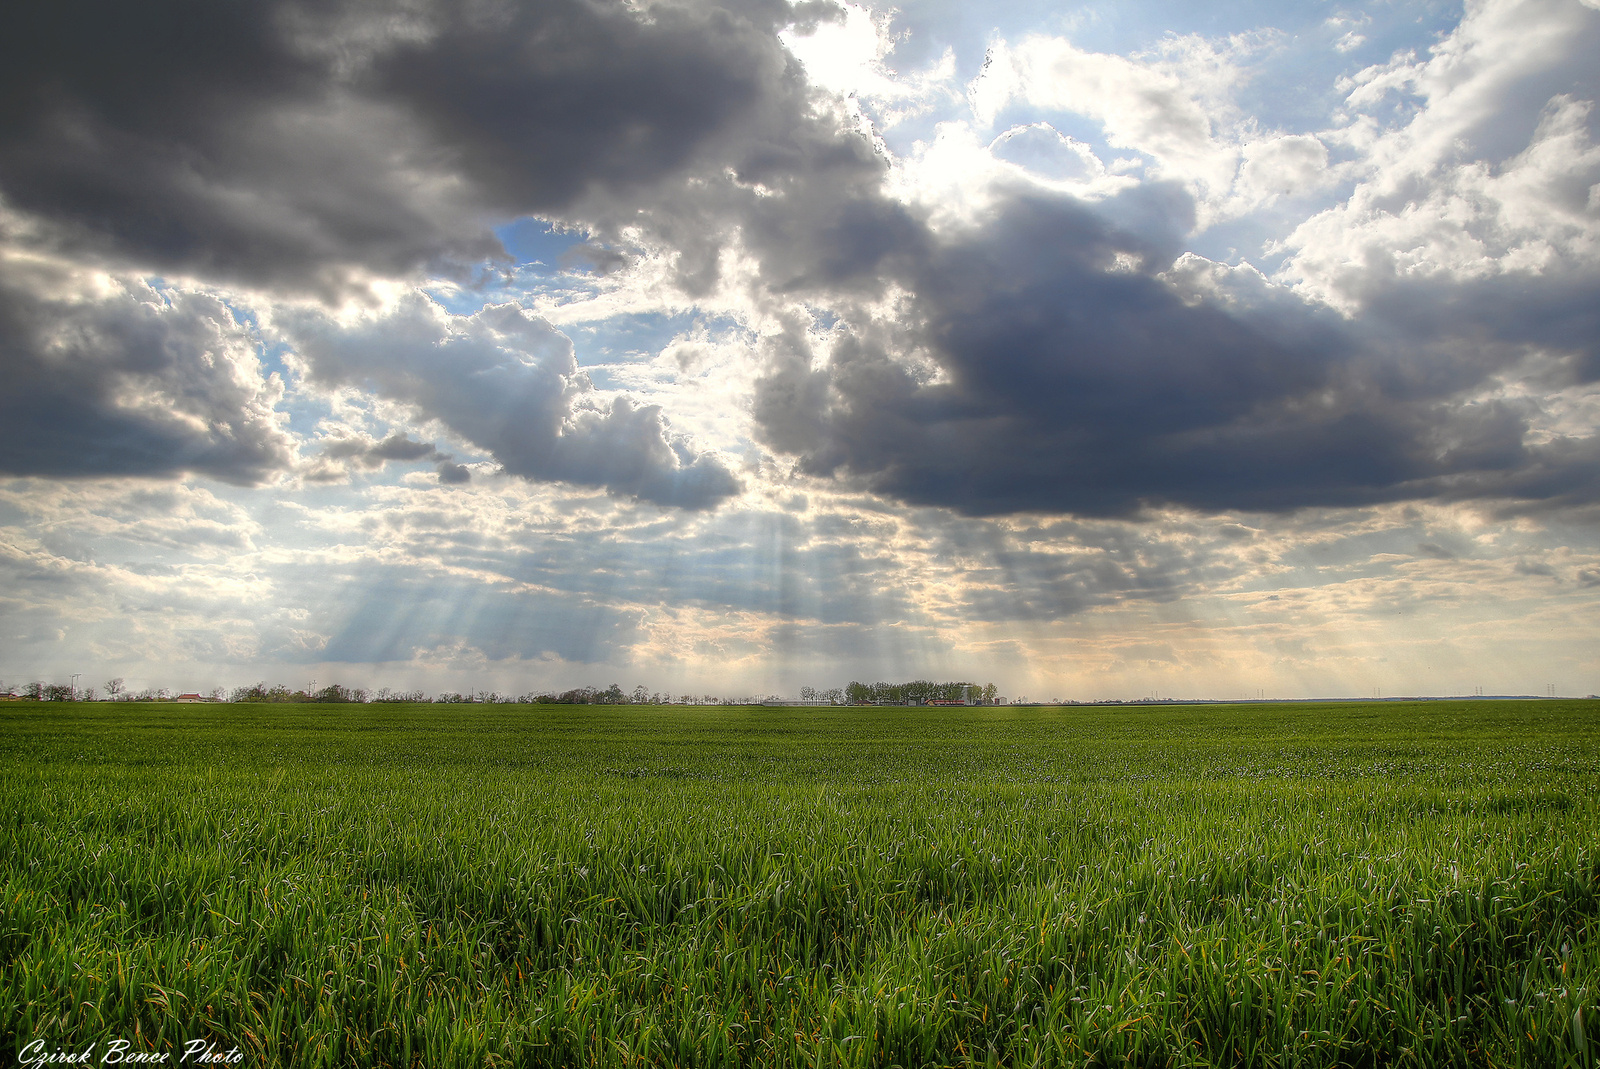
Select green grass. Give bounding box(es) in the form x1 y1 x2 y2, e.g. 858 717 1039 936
1 700 1596 1067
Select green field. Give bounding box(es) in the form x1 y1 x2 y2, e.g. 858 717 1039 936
2 700 1597 1067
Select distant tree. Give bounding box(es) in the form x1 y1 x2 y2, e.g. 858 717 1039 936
231 682 301 702
44 683 74 701
840 680 983 705
83 686 98 701
632 684 649 704
310 683 365 703
599 683 626 705
372 688 427 703
105 677 125 699
800 686 817 701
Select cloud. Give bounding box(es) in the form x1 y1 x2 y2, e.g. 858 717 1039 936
0 0 853 295
3 0 1592 529
1236 134 1332 203
747 180 1600 517
280 295 741 509
0 2 494 294
779 2 959 127
1285 95 1600 310
0 0 879 507
727 3 1600 521
1285 0 1600 308
972 35 1231 193
0 254 293 484
990 123 1110 183
307 432 471 486
967 30 1287 218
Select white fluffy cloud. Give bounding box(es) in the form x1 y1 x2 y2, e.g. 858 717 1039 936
965 29 1324 222
1281 0 1600 308
972 35 1237 197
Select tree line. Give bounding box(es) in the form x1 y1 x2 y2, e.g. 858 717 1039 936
842 680 999 704
3 679 762 705
4 678 1003 705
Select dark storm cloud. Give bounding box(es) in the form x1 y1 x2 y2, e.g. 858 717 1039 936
368 0 824 210
0 265 293 485
0 0 848 293
282 298 740 509
752 186 1600 517
0 0 865 494
0 2 491 292
1361 270 1600 386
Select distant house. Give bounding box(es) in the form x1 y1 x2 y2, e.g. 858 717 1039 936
172 693 211 703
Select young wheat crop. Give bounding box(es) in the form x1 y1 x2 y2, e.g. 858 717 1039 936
2 700 1596 1066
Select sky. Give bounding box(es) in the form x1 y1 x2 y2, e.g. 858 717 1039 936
1 0 1597 701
